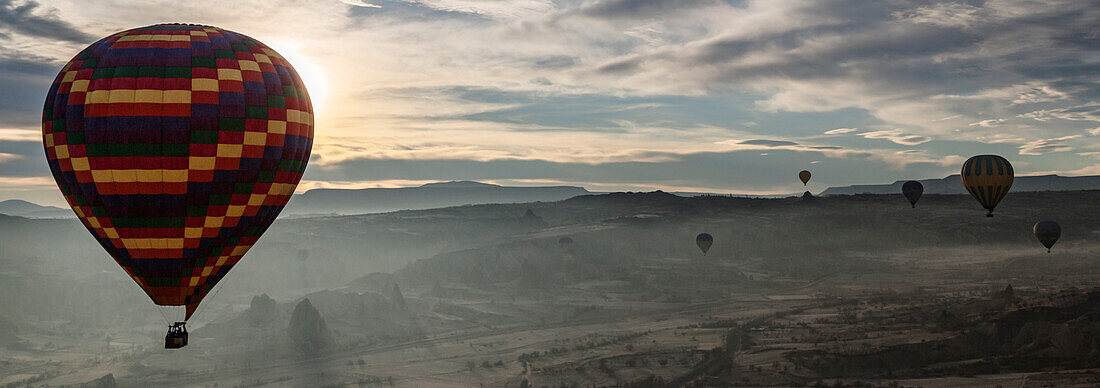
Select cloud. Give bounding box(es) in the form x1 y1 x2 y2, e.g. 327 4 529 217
397 0 556 18
570 0 725 20
339 0 381 7
296 178 439 192
1018 135 1081 155
0 0 94 43
737 139 798 147
550 0 1097 143
969 118 1006 127
0 175 52 187
894 2 984 28
975 133 1026 144
0 128 39 142
1030 164 1100 177
0 152 21 163
1018 103 1100 122
0 0 1096 199
714 138 954 169
858 129 931 145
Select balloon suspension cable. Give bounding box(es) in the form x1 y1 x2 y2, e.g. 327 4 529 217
189 270 233 323
156 305 172 326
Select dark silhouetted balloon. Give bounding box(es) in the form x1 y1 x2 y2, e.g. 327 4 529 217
798 170 811 186
695 233 713 255
1033 221 1061 253
42 24 314 320
902 180 923 208
558 236 573 246
960 155 1013 217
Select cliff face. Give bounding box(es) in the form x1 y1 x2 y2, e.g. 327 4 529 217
287 298 333 354
246 294 279 327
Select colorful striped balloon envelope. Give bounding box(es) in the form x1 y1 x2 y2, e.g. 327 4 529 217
42 24 314 320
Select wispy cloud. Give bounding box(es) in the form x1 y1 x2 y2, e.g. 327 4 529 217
824 128 857 135
399 0 555 18
339 0 381 8
969 119 1006 127
858 129 931 146
0 0 94 43
1018 103 1100 122
295 179 439 192
0 128 39 142
0 175 51 187
1018 135 1081 156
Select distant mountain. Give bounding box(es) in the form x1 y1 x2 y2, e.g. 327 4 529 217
821 174 1100 196
0 200 73 219
284 181 591 215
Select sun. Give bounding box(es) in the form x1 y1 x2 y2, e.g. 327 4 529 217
267 41 330 111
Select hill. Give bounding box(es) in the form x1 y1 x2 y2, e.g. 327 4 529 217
5 189 1100 386
0 199 72 219
283 180 590 215
821 174 1100 196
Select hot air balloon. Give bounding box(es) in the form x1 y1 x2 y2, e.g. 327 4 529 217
42 24 314 347
1033 221 1061 253
960 155 1013 217
798 170 811 186
902 180 923 208
695 233 713 255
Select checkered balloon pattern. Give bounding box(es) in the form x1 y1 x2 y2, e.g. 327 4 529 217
42 24 314 319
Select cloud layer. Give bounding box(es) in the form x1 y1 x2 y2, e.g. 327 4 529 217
0 0 1097 204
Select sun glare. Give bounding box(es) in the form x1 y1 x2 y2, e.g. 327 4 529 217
267 41 330 111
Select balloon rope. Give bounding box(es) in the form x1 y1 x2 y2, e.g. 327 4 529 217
190 270 233 323
156 305 172 326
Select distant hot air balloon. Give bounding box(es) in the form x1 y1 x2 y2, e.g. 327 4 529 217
798 170 811 186
960 155 1013 217
42 24 314 347
902 180 923 208
695 233 713 255
558 236 573 246
1033 221 1061 253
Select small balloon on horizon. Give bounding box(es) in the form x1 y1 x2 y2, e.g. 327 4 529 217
1033 220 1061 253
902 180 923 208
695 233 713 255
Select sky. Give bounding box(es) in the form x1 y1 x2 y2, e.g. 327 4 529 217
0 0 1098 206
